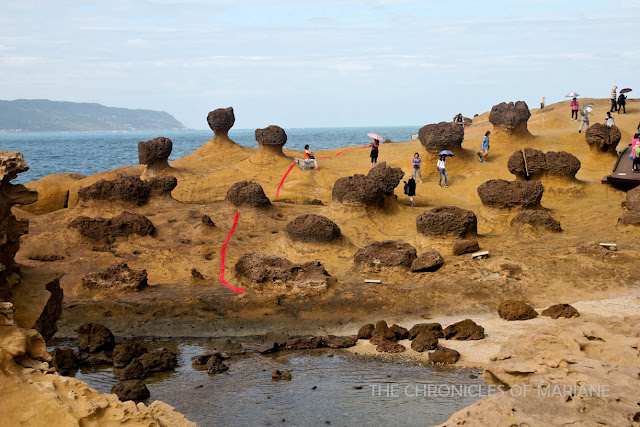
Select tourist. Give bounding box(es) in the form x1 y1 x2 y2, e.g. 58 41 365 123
370 139 379 168
610 86 618 112
404 176 417 207
632 134 640 172
303 144 319 170
579 108 591 133
605 112 615 127
570 98 580 121
412 153 423 183
437 155 448 187
478 131 490 162
617 93 626 114
454 114 464 127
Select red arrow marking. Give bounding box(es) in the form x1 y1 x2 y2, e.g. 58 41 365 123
219 212 245 293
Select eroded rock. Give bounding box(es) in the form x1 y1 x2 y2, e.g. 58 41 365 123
81 262 148 293
452 239 480 256
255 125 287 155
411 251 444 272
418 122 464 154
408 323 444 340
225 181 271 208
541 304 580 319
585 123 621 154
111 380 150 401
332 162 404 207
285 214 341 243
429 347 460 364
489 101 532 135
510 210 562 232
416 206 478 237
138 137 172 176
369 320 396 345
354 240 417 268
498 300 538 321
113 342 148 368
69 212 155 243
207 107 235 136
477 179 544 208
77 174 176 206
77 323 115 354
411 331 439 352
443 319 484 340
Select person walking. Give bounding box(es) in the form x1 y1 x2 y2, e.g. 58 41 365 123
632 134 640 173
570 98 580 121
404 176 417 206
477 131 490 162
617 93 627 114
437 155 448 187
610 86 618 112
605 112 615 127
579 108 591 133
369 139 379 168
412 153 423 183
303 144 319 170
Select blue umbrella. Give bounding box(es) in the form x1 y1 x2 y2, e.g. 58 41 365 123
439 150 455 156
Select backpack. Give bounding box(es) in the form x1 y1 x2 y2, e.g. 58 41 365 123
618 94 624 103
403 181 409 195
635 145 640 158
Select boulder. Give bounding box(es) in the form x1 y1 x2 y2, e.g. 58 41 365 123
255 125 287 155
77 174 176 206
428 347 460 364
411 251 444 272
206 353 229 374
489 101 532 135
77 323 115 354
452 239 480 256
443 319 484 340
120 359 145 380
111 380 150 401
477 179 544 208
541 304 580 319
408 323 444 340
416 206 478 237
375 341 406 353
225 181 271 208
353 240 417 268
510 210 562 232
325 335 357 348
418 122 464 154
272 369 292 380
113 342 148 368
497 300 538 321
212 339 245 358
369 320 396 345
285 214 341 243
69 211 155 243
136 348 178 374
508 149 581 179
80 351 113 366
585 123 621 154
545 152 581 176
207 107 235 136
357 324 375 339
390 324 409 340
138 137 172 176
51 347 78 373
411 331 439 352
285 336 325 350
331 162 404 207
81 262 149 293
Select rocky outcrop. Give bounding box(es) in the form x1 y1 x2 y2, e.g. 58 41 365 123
429 347 460 364
225 181 271 207
510 210 562 232
508 149 581 179
111 380 150 401
81 262 148 293
353 240 417 268
489 101 532 136
113 342 148 368
585 123 621 154
443 319 484 340
357 324 375 339
285 336 325 350
138 137 172 177
77 323 115 354
69 211 155 243
77 174 177 206
545 151 582 177
207 107 235 143
416 206 478 237
235 253 334 296
477 179 544 208
411 331 439 352
408 323 444 340
541 304 580 319
452 239 480 255
255 125 287 156
418 122 464 154
332 162 404 208
497 300 538 321
369 320 396 345
285 214 341 243
20 173 86 214
411 251 444 272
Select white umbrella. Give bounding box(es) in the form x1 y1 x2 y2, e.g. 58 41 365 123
580 103 594 116
565 92 580 97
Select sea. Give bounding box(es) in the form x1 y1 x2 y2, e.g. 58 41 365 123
0 127 419 184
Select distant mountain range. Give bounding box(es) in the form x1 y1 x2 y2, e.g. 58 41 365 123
0 99 187 132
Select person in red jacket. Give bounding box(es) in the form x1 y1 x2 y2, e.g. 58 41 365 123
570 98 580 121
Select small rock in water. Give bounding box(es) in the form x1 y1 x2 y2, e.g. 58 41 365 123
272 369 292 381
354 385 363 390
311 386 317 390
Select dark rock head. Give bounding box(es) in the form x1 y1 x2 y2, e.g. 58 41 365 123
138 137 172 173
416 206 478 237
585 123 621 154
354 240 417 268
331 162 404 208
225 181 271 207
255 125 287 147
285 214 341 243
69 211 155 243
497 300 538 321
508 149 581 179
78 174 176 206
207 107 235 135
418 122 464 154
489 101 532 135
477 179 544 208
77 323 115 353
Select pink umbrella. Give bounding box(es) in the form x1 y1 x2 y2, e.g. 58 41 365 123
367 133 383 141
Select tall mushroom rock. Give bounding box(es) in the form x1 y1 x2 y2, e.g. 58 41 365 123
255 125 288 156
206 106 236 144
489 101 532 137
418 122 464 155
138 137 173 177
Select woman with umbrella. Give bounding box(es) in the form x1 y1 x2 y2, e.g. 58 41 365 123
617 89 630 114
570 97 580 121
437 151 453 187
367 133 382 168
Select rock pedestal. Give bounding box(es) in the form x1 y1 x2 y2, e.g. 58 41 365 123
206 106 236 145
138 137 173 177
255 125 288 157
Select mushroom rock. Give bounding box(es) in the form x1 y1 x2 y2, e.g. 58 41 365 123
225 181 271 208
545 151 581 177
206 106 236 144
585 123 621 155
418 122 464 154
416 206 478 237
285 214 341 243
477 179 544 208
353 240 417 268
332 162 404 208
138 137 173 177
508 149 581 180
510 210 562 233
489 101 532 136
255 125 288 156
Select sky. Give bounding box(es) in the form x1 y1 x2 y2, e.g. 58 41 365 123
1 0 639 130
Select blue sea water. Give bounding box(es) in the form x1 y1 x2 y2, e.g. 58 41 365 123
0 126 418 184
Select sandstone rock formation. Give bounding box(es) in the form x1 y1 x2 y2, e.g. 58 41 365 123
497 300 538 321
325 335 357 348
20 173 86 214
585 123 621 154
136 348 178 375
508 149 581 179
206 354 229 374
69 211 155 243
78 174 177 206
225 181 271 207
285 336 325 350
416 206 478 237
510 210 562 232
353 240 417 268
81 262 148 293
255 125 288 156
489 101 532 136
207 106 235 143
411 251 444 272
418 122 464 154
541 303 580 319
138 136 173 177
477 179 544 208
452 239 480 255
285 214 341 243
332 162 404 208
443 319 484 340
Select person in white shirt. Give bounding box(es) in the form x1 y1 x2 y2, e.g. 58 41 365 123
437 155 448 187
605 112 615 127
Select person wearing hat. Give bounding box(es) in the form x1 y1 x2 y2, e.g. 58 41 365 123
610 85 618 113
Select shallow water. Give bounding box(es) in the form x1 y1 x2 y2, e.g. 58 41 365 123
52 339 484 427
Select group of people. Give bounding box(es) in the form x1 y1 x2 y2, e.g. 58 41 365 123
571 86 630 133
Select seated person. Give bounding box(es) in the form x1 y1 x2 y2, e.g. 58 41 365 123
304 144 319 169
